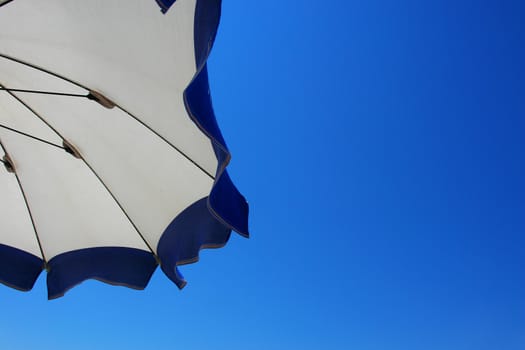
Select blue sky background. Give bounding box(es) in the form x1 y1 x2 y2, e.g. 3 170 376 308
1 1 524 349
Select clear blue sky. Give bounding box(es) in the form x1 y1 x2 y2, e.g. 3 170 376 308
1 1 524 349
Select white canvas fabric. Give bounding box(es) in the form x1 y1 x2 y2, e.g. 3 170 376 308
0 0 216 260
0 147 43 258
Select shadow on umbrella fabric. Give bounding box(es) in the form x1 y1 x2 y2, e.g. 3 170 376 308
0 0 249 299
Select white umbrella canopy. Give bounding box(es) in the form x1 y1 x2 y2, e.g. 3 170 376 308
0 0 249 299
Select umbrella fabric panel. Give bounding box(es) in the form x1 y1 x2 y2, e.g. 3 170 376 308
0 91 50 259
0 128 152 260
0 148 42 259
0 79 64 147
11 90 214 252
0 0 215 252
0 0 218 176
1 121 159 296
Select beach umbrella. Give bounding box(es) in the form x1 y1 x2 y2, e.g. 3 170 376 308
0 0 249 299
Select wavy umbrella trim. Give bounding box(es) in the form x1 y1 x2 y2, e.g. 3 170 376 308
0 0 249 298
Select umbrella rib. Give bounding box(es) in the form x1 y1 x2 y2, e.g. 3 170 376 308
0 139 47 264
73 151 160 261
0 53 215 180
0 123 66 151
115 106 215 179
0 0 15 9
0 87 87 98
2 89 160 261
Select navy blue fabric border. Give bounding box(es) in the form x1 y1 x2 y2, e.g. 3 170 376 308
193 0 222 69
157 0 249 288
47 247 157 300
157 0 248 289
152 0 249 291
0 244 43 291
184 0 250 237
155 0 176 14
157 197 231 288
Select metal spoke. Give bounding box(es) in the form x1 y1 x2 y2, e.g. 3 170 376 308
0 139 47 264
0 53 215 179
2 89 159 262
0 87 87 98
0 123 65 150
